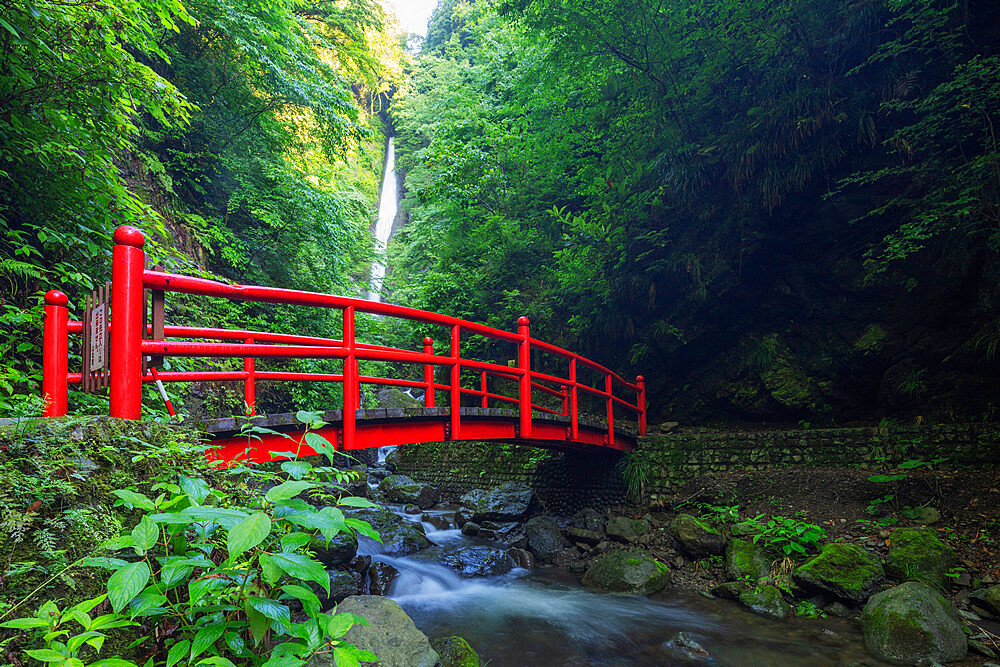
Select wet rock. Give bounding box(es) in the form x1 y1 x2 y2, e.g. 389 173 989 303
368 468 389 482
580 550 670 595
824 601 852 618
422 513 452 530
525 515 568 562
403 503 421 514
310 595 438 667
346 507 403 532
725 538 771 581
507 547 535 569
383 449 399 470
454 508 473 528
315 570 363 611
567 527 602 545
606 516 651 543
710 581 746 600
378 474 440 509
861 581 967 664
886 527 956 590
344 470 370 499
662 631 710 662
478 520 520 543
969 639 998 659
669 514 726 558
460 483 534 522
379 521 431 556
461 521 481 537
917 507 942 525
571 508 605 533
793 543 884 603
738 584 790 620
441 546 512 577
310 532 358 570
350 554 371 574
981 585 1000 615
815 629 847 646
592 541 611 555
368 561 399 595
432 636 480 667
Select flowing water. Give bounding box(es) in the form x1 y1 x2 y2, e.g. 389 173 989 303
361 466 876 666
367 137 398 302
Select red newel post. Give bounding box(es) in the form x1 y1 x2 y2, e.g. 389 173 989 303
480 371 488 409
517 316 531 438
636 375 647 436
244 337 255 416
42 290 69 417
449 324 461 439
342 306 357 449
110 226 145 420
422 337 435 407
568 358 578 441
605 374 615 447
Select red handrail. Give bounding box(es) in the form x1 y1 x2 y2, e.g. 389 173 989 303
41 226 647 449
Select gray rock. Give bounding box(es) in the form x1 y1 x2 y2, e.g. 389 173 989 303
886 527 956 590
454 508 473 528
725 538 771 581
378 475 440 509
605 516 651 543
738 584 790 620
422 513 452 530
580 550 670 595
403 503 420 514
316 570 363 611
310 595 438 667
861 581 967 664
982 585 1000 615
507 547 535 569
383 448 399 470
917 507 942 525
460 483 534 522
669 514 726 557
310 533 358 570
477 520 520 543
793 543 884 603
461 521 480 537
824 601 852 618
525 516 568 562
441 546 512 577
368 561 399 596
431 636 481 667
567 527 603 545
661 631 710 662
710 581 746 600
570 508 605 533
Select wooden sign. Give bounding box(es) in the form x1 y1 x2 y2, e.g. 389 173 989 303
82 283 111 392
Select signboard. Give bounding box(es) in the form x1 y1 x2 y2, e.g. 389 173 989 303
82 283 110 392
89 306 105 370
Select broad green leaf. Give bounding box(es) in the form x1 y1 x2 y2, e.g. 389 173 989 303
281 584 320 615
259 553 282 586
345 518 382 542
68 630 106 653
245 605 270 646
337 496 376 508
281 460 312 479
90 660 140 667
160 558 194 589
265 480 315 503
196 658 238 667
132 515 159 552
190 622 226 661
107 561 150 613
180 476 211 504
270 552 330 594
246 597 291 631
24 649 68 662
111 489 155 511
166 640 190 667
0 618 49 629
227 512 271 559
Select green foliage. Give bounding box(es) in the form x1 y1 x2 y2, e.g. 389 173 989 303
616 450 652 502
2 423 381 665
737 514 826 558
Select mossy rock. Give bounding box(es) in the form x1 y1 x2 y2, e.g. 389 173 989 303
432 636 480 667
793 543 884 603
605 516 651 543
885 528 955 590
377 474 440 509
580 550 670 595
725 538 771 581
861 581 967 664
738 584 790 620
982 584 1000 615
669 513 726 557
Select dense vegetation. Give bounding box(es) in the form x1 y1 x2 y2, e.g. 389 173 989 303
387 0 1000 424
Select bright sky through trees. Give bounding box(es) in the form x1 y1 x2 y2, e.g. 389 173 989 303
385 0 436 36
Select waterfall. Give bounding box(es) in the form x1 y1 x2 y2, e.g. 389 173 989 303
367 137 397 301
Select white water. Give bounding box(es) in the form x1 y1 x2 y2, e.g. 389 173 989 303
366 137 397 301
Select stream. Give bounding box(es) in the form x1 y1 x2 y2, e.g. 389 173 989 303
359 449 876 666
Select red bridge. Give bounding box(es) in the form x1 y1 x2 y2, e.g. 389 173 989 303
40 226 645 463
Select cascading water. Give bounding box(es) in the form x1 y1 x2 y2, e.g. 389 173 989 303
367 137 397 302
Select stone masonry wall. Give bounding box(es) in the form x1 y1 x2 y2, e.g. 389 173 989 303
639 422 1000 493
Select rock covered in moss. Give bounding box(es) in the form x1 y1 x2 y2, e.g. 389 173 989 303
885 527 956 590
432 636 480 667
460 483 534 522
378 474 440 509
982 585 1000 615
669 514 726 557
739 584 791 620
580 550 670 595
725 538 771 581
310 532 357 569
310 596 438 667
524 515 568 561
793 543 884 603
441 546 512 577
710 581 746 599
861 581 967 664
605 516 651 543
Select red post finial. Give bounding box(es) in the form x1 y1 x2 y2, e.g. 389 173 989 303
45 290 69 307
518 316 529 327
113 225 145 248
636 375 644 383
423 336 434 346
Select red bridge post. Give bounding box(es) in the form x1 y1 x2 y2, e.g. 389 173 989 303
42 290 69 417
110 226 145 420
637 375 647 436
517 316 531 437
244 337 255 416
449 325 461 439
569 358 578 440
605 373 615 446
422 337 435 407
343 305 357 449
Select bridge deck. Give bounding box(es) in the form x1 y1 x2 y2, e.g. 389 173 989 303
202 407 635 464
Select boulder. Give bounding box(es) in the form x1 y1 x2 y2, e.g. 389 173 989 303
477 520 520 543
316 570 363 610
431 636 480 667
885 528 956 590
454 508 473 528
524 516 568 562
378 475 440 509
725 538 771 581
660 631 710 662
917 507 941 525
570 508 605 533
793 543 884 603
861 581 967 664
461 522 480 537
422 513 452 530
738 584 790 620
403 503 421 514
460 483 534 522
983 585 1000 615
567 527 603 546
368 561 399 596
669 514 726 557
507 547 535 569
383 449 399 470
378 521 432 556
310 595 438 667
310 532 358 570
442 546 512 577
580 550 670 595
710 581 746 600
605 516 651 543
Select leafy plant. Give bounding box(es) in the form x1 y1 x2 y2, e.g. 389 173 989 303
737 515 826 557
617 451 652 502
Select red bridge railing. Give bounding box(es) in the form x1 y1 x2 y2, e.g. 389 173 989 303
41 226 646 450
